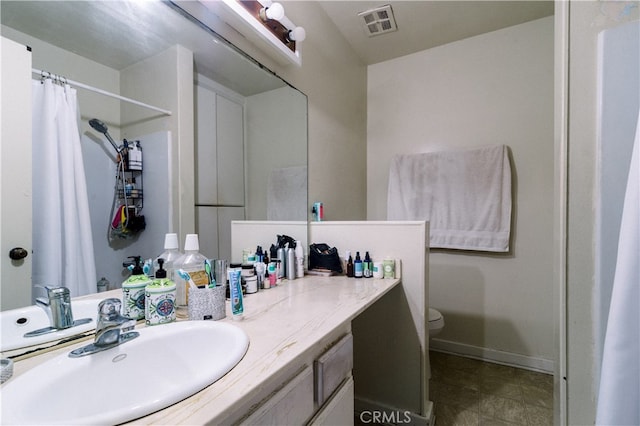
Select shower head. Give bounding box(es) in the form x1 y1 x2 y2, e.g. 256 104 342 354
89 118 108 134
89 118 120 153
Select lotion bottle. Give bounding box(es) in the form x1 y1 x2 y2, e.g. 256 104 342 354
145 258 176 325
294 240 304 278
122 256 151 320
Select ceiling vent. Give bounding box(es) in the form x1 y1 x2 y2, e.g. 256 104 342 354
358 4 398 37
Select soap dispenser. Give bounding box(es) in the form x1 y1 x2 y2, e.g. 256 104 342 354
145 258 176 326
122 256 151 320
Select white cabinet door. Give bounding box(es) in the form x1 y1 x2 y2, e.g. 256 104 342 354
217 206 245 261
216 94 244 206
195 84 217 205
310 377 355 426
195 206 244 261
241 366 315 425
195 206 219 259
1 37 33 310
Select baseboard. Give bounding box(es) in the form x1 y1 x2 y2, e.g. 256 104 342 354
429 338 554 374
354 397 434 425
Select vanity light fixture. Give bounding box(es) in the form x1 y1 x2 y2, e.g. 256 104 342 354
259 2 284 21
200 0 304 66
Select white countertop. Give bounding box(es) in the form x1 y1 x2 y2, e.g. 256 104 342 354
7 275 400 425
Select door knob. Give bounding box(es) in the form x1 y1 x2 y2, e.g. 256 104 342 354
9 247 28 260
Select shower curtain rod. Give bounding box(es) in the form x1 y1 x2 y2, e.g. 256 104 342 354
32 68 172 116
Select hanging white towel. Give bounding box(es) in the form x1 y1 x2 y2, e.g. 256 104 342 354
387 144 512 252
267 166 307 221
596 110 640 425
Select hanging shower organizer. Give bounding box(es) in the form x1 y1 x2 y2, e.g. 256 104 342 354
87 117 148 239
112 139 146 238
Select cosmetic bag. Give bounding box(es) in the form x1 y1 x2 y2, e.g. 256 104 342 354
308 243 343 273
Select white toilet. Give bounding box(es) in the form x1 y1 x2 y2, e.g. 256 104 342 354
428 308 445 337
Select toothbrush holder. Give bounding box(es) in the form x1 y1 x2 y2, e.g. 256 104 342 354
188 285 226 321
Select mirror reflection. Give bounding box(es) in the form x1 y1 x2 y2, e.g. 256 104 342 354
0 0 308 311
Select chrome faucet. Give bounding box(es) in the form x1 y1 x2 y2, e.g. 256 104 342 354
69 298 139 358
35 286 74 329
24 286 92 338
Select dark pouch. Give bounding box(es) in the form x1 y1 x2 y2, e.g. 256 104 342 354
308 243 343 273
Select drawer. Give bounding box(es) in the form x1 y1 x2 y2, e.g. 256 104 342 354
308 376 354 426
314 333 353 407
240 365 315 425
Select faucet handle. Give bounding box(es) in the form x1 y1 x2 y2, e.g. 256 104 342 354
98 298 123 319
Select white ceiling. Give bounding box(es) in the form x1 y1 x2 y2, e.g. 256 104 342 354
317 1 554 65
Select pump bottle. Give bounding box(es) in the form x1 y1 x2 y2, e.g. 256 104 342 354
122 256 152 320
145 258 176 325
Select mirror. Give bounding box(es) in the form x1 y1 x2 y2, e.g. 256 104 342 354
0 0 308 310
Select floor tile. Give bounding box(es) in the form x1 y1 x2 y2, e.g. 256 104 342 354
429 351 553 426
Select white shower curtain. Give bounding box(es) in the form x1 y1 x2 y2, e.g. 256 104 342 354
32 79 96 297
596 110 640 425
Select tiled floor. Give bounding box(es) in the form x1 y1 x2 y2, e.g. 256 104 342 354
429 351 553 426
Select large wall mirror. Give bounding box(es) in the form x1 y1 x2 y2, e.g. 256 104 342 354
1 0 308 310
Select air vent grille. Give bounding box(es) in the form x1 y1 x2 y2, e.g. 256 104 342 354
358 5 397 37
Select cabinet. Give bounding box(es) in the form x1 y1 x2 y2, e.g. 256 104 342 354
195 83 244 206
237 333 354 426
195 78 245 259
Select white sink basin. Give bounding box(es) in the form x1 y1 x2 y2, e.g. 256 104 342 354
1 320 249 425
0 299 100 352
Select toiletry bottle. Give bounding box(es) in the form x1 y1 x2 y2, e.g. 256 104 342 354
354 251 363 278
295 240 304 278
276 246 286 279
174 234 210 306
363 251 373 278
154 233 182 282
286 246 296 280
346 253 354 278
97 277 110 293
122 256 152 320
145 258 176 326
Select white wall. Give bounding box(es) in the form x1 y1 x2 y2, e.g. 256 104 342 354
367 17 555 370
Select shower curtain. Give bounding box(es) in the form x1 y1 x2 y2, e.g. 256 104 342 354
31 79 96 297
596 110 640 425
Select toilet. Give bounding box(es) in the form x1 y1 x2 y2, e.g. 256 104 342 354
428 308 445 337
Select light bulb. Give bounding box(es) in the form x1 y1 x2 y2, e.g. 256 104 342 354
288 26 306 42
260 2 285 21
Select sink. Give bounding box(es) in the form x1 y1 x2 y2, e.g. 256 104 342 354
0 299 100 352
1 320 249 425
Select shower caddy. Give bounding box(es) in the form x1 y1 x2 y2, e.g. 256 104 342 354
89 118 146 238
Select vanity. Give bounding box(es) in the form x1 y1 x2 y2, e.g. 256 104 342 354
5 276 399 425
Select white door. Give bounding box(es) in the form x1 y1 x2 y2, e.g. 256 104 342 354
1 36 33 310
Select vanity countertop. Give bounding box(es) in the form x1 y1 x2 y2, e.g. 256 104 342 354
8 275 400 424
